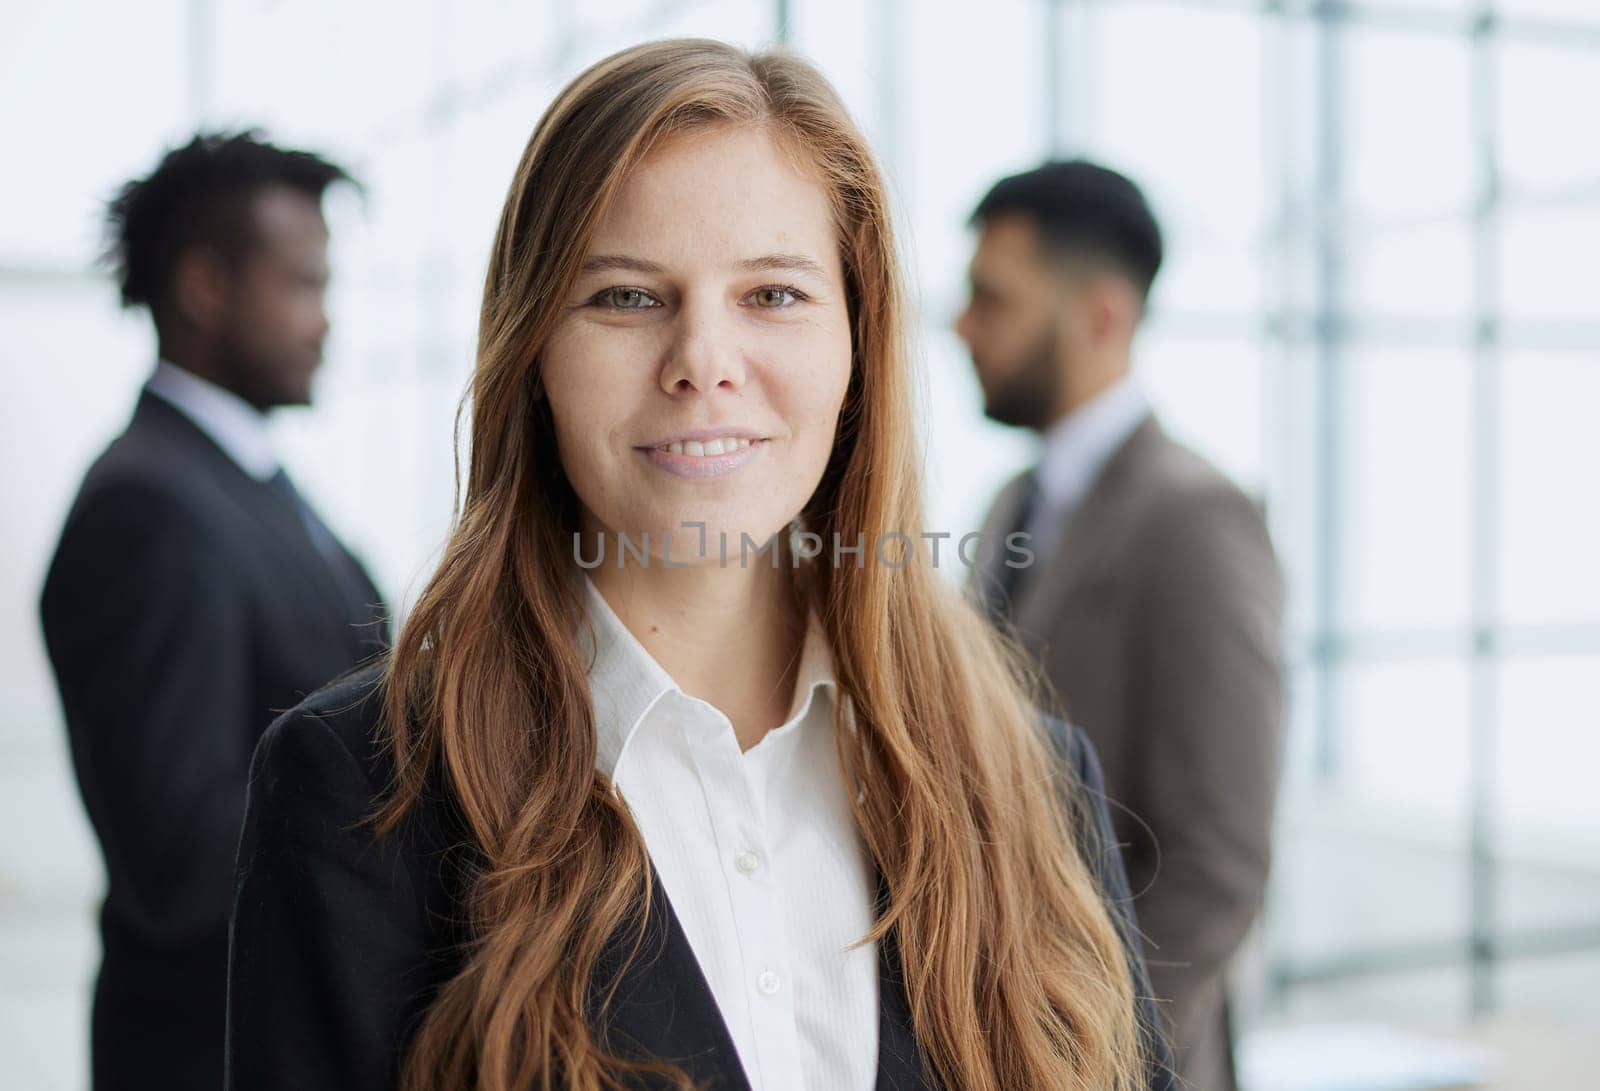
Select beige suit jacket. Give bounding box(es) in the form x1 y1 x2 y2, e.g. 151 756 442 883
971 413 1286 1091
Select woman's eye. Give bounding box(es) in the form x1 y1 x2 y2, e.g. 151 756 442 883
750 285 804 308
596 287 658 310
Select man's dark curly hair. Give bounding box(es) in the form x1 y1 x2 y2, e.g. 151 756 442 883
102 128 355 317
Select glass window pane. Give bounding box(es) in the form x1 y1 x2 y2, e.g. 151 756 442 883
1498 352 1600 624
213 0 433 141
0 1 187 262
789 0 879 141
1341 658 1473 820
1347 30 1475 221
1138 336 1266 493
1493 653 1600 1033
1500 42 1600 195
1500 204 1600 323
447 0 562 87
651 0 771 48
1348 220 1475 320
1256 965 1472 1029
1353 0 1474 9
1500 0 1600 24
1499 951 1600 1026
1157 246 1263 319
1270 659 1471 968
1341 350 1474 630
903 0 1046 307
1269 346 1326 645
1495 654 1600 858
1095 6 1264 314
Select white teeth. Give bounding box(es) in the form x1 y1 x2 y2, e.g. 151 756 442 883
660 437 757 457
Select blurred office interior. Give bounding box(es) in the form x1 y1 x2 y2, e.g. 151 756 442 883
2 1 1596 1087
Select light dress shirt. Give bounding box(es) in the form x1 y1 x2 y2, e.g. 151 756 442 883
1023 372 1151 563
579 574 879 1091
144 358 279 481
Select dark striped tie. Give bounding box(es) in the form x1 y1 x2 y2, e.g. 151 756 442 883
986 467 1041 622
265 467 346 571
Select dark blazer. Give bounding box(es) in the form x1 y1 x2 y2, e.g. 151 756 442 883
226 662 1176 1090
972 412 1285 1091
39 387 390 1091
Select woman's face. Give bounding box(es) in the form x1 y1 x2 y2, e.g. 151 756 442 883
541 124 853 563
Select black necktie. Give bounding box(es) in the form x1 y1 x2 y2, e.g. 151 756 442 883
987 467 1041 620
265 467 346 570
265 469 389 656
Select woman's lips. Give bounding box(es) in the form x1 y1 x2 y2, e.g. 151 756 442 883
638 437 768 479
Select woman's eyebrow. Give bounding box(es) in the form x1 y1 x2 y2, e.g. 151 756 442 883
580 254 667 276
733 253 831 281
577 252 831 281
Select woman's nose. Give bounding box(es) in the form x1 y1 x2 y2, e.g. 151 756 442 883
658 304 748 395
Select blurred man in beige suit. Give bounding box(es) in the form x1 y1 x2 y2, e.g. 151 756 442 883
957 160 1285 1091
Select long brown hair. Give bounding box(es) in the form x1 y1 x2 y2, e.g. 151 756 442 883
374 37 1148 1091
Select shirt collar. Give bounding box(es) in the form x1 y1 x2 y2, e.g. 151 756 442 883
144 359 280 481
1034 372 1150 514
579 574 839 780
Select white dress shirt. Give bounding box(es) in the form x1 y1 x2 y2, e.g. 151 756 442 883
145 359 279 481
1024 373 1151 562
579 574 879 1091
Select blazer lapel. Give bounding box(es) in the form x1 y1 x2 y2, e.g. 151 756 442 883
873 870 940 1090
589 867 753 1090
1012 414 1162 650
590 864 940 1091
137 390 374 643
971 470 1038 627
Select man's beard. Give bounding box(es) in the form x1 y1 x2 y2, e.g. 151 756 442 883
214 329 311 411
982 325 1060 432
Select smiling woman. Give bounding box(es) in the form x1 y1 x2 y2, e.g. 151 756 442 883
223 37 1172 1091
543 123 852 571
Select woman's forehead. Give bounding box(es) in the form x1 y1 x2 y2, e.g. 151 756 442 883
586 125 841 274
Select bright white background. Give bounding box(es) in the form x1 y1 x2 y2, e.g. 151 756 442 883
3 1 1597 1086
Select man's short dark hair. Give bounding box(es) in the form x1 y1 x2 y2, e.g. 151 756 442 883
102 128 356 316
970 159 1164 303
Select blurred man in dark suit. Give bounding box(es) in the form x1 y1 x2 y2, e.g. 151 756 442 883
958 160 1285 1091
38 130 389 1091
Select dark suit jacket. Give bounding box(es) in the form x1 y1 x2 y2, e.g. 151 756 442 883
225 662 1176 1090
39 387 390 1091
972 413 1285 1091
